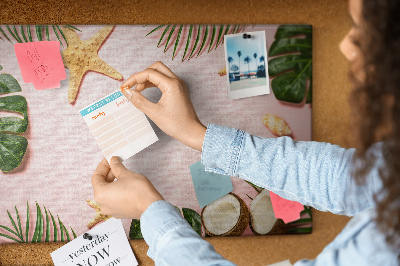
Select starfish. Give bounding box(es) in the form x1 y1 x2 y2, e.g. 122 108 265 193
61 26 123 103
86 199 112 229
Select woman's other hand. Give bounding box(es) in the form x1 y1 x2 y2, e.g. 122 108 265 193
120 61 206 151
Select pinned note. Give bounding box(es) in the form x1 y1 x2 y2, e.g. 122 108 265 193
51 218 138 266
189 161 233 208
14 41 66 90
80 90 158 162
269 191 304 223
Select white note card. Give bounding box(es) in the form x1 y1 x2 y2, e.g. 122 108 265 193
51 218 138 266
80 90 158 162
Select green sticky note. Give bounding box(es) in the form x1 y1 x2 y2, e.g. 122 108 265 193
189 161 233 208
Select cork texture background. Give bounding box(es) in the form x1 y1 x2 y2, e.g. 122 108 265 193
0 0 353 265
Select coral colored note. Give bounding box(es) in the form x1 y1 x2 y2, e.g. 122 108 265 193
14 41 66 90
269 191 304 223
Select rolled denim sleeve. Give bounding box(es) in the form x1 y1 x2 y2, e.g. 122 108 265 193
201 124 383 216
141 200 236 266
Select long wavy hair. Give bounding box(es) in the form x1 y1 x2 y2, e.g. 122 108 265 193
349 0 400 253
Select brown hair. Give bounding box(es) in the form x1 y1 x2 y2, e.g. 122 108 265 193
349 0 400 253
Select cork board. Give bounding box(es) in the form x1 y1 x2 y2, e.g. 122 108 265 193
0 0 352 265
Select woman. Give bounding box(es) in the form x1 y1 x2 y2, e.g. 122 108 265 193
90 0 400 264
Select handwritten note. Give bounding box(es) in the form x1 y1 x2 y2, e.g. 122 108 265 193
14 41 66 90
189 161 233 208
80 90 158 162
51 218 138 266
269 191 304 223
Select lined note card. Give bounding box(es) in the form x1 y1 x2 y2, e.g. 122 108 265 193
80 91 158 161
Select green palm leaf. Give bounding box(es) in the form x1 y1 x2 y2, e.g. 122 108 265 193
0 27 11 42
65 25 81 32
44 207 50 242
268 24 312 103
207 25 216 53
164 25 176 52
27 25 32 42
25 201 29 242
146 25 165 37
35 25 42 41
45 25 50 41
215 25 224 49
182 25 193 62
172 25 183 60
52 25 64 48
0 202 75 243
20 26 28 42
6 26 22 43
188 25 201 60
196 25 209 57
146 24 246 62
49 210 57 242
157 25 170 47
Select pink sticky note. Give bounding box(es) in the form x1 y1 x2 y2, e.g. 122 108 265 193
269 191 304 223
14 41 66 90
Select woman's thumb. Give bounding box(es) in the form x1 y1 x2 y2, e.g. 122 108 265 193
123 89 154 115
109 156 127 178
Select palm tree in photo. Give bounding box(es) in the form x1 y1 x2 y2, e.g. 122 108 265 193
260 55 265 70
237 51 242 78
253 53 258 74
228 56 234 72
244 56 251 78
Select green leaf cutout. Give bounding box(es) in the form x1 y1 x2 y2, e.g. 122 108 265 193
0 71 28 172
129 219 143 239
25 202 29 242
0 73 21 94
20 26 28 43
188 25 201 60
182 208 201 236
49 211 57 242
44 207 50 242
157 25 170 47
268 25 312 103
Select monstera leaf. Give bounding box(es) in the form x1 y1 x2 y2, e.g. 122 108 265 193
0 73 29 172
268 25 312 103
182 208 201 236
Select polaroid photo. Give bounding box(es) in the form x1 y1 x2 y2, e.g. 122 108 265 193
224 30 270 100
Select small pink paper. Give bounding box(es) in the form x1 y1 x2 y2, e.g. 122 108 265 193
14 41 66 90
269 191 304 223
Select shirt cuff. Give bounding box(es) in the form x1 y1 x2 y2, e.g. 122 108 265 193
201 124 245 176
140 200 191 260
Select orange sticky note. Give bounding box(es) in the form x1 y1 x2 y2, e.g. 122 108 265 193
14 41 66 90
269 191 304 223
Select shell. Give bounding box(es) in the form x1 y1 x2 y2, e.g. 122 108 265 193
218 66 227 76
262 114 292 137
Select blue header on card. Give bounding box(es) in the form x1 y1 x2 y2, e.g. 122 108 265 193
80 91 123 117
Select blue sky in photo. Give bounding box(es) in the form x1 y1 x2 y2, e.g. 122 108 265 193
226 33 266 73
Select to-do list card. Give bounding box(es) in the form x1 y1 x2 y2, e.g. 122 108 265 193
80 91 158 161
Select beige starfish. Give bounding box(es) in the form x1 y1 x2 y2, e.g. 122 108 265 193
61 26 123 103
86 199 112 229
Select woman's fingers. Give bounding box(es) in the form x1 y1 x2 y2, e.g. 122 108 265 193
121 68 172 93
91 159 110 189
147 61 177 79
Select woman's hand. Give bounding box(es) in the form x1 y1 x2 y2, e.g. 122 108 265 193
120 61 206 151
91 157 164 219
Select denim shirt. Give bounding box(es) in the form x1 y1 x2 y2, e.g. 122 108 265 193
141 124 399 265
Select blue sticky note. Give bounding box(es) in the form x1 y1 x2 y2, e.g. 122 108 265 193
189 161 233 208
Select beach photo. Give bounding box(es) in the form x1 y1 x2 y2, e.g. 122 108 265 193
224 31 270 99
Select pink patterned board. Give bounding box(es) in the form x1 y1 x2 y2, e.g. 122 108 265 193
0 25 312 244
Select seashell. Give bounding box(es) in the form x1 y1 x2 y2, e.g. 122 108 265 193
262 114 292 137
218 66 226 76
